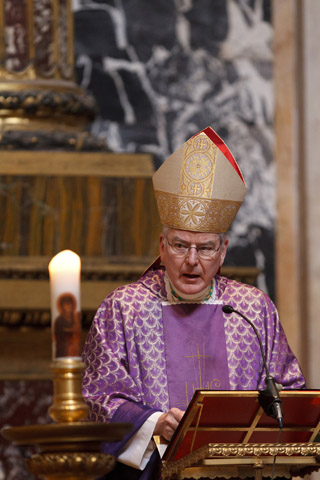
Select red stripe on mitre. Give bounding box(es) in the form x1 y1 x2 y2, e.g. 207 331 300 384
197 127 245 184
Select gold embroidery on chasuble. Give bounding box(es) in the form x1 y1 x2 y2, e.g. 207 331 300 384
183 340 221 408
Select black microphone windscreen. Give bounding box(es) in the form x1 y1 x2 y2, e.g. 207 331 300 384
222 305 234 314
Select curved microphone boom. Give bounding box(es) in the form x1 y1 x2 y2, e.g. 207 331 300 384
222 304 283 429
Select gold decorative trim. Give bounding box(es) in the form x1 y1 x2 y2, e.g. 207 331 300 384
27 452 116 479
179 133 217 198
2 416 132 479
0 89 95 118
206 442 320 457
162 442 320 477
155 190 242 232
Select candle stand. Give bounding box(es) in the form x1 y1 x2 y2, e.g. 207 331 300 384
2 358 132 480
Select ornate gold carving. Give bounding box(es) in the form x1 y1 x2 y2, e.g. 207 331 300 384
155 190 242 232
0 89 95 118
162 442 320 478
2 421 133 479
1 364 133 476
0 89 98 148
206 443 320 457
27 452 116 479
0 129 106 151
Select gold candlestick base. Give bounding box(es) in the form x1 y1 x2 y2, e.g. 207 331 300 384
2 422 132 480
49 358 90 423
1 358 133 479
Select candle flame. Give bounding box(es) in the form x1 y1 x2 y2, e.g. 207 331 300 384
49 250 81 274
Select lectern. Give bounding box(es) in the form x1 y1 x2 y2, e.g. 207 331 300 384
161 390 320 480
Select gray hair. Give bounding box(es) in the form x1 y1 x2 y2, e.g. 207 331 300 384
162 226 227 245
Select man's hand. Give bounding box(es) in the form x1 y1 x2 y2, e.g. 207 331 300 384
154 408 185 441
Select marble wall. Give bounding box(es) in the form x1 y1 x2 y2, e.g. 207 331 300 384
0 381 52 480
74 0 275 296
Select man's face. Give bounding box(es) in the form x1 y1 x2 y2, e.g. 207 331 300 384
159 228 228 296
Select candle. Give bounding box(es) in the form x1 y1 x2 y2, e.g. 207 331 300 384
48 250 82 360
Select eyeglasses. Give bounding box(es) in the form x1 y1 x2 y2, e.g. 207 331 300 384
165 237 221 259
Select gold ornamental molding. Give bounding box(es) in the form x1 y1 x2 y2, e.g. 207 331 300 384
162 442 320 479
1 358 133 479
27 452 116 479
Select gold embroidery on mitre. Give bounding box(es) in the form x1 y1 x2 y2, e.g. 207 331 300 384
154 191 242 232
179 133 217 198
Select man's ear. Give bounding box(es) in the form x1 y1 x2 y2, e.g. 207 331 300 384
159 233 165 262
219 237 229 267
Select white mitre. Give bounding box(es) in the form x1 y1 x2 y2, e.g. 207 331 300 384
152 127 247 233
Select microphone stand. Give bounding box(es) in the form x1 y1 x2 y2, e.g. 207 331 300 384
222 304 283 429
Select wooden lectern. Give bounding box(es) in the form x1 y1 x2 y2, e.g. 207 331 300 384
161 390 320 480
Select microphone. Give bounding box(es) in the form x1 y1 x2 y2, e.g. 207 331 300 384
222 304 283 429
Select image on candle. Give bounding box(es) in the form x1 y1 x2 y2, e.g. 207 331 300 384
53 292 81 358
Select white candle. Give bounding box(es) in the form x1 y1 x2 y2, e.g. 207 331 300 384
48 250 82 360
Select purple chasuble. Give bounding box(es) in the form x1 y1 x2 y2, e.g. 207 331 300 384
162 303 230 410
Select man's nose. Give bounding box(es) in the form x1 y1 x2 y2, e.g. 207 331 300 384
185 246 199 265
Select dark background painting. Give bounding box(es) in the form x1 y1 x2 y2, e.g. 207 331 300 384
74 0 275 298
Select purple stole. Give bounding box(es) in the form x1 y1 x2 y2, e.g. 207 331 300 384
162 303 230 410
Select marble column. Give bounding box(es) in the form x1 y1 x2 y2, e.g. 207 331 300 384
299 0 320 388
274 0 320 388
273 1 305 363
